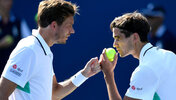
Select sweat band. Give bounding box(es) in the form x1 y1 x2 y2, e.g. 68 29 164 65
71 71 88 87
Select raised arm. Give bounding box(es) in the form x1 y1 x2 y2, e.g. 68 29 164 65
99 49 121 100
52 57 101 100
99 49 141 100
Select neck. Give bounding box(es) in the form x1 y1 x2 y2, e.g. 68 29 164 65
38 27 53 47
132 42 147 59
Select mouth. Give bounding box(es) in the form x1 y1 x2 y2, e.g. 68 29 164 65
67 34 70 38
115 47 119 50
65 35 70 39
115 48 120 53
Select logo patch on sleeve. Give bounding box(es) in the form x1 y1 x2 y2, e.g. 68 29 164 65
131 85 143 91
13 64 17 69
10 64 23 77
131 86 136 90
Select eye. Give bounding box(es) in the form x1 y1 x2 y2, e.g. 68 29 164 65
68 24 73 28
114 36 120 41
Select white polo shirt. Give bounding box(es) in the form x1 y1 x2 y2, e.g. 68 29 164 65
125 43 176 100
2 29 54 100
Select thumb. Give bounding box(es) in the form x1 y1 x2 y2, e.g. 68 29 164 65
88 57 98 67
112 53 118 65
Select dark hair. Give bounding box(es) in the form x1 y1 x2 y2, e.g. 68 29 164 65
110 12 151 42
37 0 78 28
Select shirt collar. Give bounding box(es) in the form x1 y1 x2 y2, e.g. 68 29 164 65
139 43 153 61
32 29 52 55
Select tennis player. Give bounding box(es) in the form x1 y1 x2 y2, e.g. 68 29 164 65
99 12 176 100
0 0 101 100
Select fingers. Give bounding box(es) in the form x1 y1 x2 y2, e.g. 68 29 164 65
99 48 109 64
112 53 118 65
102 48 109 61
90 57 99 67
83 48 117 77
90 57 101 73
89 57 98 64
98 54 104 64
91 65 101 73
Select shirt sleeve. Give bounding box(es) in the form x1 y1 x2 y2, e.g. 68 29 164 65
2 47 36 88
125 66 159 100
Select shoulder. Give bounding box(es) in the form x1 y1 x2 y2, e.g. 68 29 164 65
140 47 175 75
142 47 166 64
10 36 36 57
16 36 38 50
131 65 157 80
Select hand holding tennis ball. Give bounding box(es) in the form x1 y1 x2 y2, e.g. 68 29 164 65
105 48 116 62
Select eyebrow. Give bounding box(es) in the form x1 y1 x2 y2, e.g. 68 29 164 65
113 35 120 39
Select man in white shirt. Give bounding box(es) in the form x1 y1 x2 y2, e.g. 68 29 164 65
0 0 101 100
99 12 176 100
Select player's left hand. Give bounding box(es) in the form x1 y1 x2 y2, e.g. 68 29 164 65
81 57 101 78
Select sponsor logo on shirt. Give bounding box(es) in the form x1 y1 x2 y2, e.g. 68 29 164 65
13 64 17 69
136 87 142 90
131 86 136 90
10 64 23 77
131 85 143 91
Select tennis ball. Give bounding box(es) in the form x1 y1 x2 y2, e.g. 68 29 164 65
105 48 116 62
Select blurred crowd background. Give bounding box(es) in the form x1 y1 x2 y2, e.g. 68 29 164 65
1 0 176 99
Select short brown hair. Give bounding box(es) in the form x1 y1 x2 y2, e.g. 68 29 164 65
37 0 78 27
110 12 151 42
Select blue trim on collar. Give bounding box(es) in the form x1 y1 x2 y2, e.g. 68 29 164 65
32 29 52 56
139 43 153 61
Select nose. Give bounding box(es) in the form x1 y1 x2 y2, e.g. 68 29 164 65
70 27 75 34
113 40 118 48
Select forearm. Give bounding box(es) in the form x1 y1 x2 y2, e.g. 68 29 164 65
0 77 17 100
0 92 8 100
52 71 88 100
52 79 77 100
104 72 122 100
0 88 8 100
52 57 100 100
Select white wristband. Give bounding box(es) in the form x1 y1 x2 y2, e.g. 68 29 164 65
71 71 88 87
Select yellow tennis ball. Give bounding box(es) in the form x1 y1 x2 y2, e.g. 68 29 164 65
105 48 116 62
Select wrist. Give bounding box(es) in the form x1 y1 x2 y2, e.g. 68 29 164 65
103 71 115 85
103 71 114 79
81 70 89 78
71 70 88 87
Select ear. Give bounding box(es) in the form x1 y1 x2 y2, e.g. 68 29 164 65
133 33 140 43
50 21 58 30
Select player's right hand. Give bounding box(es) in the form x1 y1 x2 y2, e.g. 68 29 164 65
99 48 118 75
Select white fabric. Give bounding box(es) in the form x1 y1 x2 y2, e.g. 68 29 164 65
125 43 176 100
2 29 54 100
71 71 88 87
